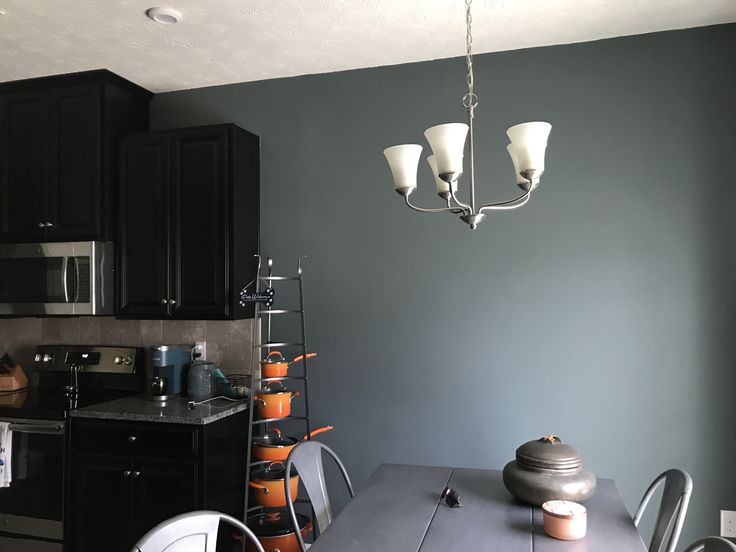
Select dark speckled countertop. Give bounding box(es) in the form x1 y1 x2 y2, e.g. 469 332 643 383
69 394 249 425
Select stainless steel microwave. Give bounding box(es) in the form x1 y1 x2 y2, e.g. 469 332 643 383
0 241 114 316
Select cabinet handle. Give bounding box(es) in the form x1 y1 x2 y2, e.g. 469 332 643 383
123 470 131 478
132 471 141 478
169 299 176 305
161 299 168 305
45 221 54 228
38 222 46 228
128 435 137 443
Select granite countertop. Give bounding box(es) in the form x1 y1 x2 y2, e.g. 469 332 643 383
70 394 249 425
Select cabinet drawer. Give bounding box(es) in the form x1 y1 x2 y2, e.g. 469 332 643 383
72 420 198 458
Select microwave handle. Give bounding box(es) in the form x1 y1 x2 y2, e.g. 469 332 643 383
61 257 81 303
61 256 70 303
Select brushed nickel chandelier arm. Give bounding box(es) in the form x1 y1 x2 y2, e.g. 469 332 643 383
404 193 467 215
479 190 532 212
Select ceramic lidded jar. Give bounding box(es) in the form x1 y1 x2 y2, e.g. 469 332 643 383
502 435 596 506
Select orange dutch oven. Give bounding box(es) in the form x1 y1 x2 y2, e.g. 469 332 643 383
260 351 317 380
246 511 312 552
248 462 299 508
252 425 334 462
255 382 299 419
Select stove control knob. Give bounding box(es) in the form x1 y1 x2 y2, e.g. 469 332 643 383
124 356 133 365
114 355 124 365
34 353 42 362
43 353 53 363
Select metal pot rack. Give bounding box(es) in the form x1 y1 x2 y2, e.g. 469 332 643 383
243 256 315 526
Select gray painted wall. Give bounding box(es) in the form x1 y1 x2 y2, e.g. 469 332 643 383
151 24 736 547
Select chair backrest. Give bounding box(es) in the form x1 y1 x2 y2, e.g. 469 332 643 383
683 537 736 552
285 440 354 552
132 510 264 552
633 469 693 552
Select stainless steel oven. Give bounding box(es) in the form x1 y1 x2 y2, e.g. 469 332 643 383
0 241 113 316
0 417 65 551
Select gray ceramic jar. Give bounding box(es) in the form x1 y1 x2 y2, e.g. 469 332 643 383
502 435 596 506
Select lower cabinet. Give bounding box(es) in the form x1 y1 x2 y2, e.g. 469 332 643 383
67 412 248 552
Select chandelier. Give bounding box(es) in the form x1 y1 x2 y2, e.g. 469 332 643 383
382 0 552 229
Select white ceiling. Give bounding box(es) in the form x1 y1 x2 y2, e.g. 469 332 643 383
0 0 734 93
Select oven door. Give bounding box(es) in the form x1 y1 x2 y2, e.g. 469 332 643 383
0 417 64 551
0 241 113 316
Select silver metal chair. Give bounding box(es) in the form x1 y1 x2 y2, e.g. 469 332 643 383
285 440 355 552
633 469 693 552
683 537 736 552
131 510 264 552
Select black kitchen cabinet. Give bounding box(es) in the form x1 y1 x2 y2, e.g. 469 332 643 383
118 124 259 319
0 70 151 242
68 411 248 552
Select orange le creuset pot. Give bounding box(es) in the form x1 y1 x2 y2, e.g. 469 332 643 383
252 425 334 462
246 511 312 552
255 382 299 419
248 461 299 508
260 351 317 380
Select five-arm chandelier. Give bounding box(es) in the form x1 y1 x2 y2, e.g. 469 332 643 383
383 0 552 229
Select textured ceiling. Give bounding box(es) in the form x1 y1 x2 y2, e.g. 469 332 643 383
0 0 734 93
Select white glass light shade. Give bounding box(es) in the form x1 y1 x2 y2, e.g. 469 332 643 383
383 144 423 192
423 123 468 178
506 144 539 188
506 122 551 175
427 155 457 196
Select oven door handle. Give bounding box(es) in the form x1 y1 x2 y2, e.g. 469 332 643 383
7 423 64 434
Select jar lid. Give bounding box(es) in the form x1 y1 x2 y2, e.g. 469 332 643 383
515 435 583 471
247 510 310 537
542 500 587 519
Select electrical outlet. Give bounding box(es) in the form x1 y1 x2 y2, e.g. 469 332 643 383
193 341 207 361
721 510 736 538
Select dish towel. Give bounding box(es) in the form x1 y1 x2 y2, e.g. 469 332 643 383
0 422 11 488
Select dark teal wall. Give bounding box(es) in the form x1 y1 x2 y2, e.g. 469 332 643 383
151 24 736 547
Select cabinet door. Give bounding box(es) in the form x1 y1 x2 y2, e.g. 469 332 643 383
118 135 170 317
69 454 132 552
130 458 198 544
46 85 102 239
170 128 229 319
0 92 48 241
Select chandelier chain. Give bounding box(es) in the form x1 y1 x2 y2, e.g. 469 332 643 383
462 0 478 113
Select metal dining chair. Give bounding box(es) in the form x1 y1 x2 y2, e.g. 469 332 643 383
131 510 265 552
683 537 736 552
285 440 355 552
633 468 693 552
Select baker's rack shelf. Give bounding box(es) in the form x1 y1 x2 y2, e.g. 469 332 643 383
242 256 315 534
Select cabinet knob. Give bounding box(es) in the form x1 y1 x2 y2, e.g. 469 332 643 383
169 299 176 305
45 221 54 228
161 299 168 305
132 471 141 478
128 435 137 443
123 470 131 477
38 222 46 228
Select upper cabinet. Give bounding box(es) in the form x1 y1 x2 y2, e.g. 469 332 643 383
0 70 151 243
118 124 260 320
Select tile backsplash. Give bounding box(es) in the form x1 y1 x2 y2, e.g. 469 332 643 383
0 317 257 375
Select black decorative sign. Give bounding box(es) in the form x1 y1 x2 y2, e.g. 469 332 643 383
239 287 275 308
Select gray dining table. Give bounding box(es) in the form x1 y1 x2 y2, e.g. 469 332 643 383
308 463 647 551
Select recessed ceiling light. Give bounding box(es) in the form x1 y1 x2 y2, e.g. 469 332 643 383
146 7 182 24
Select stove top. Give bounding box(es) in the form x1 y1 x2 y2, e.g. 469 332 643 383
0 345 144 421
